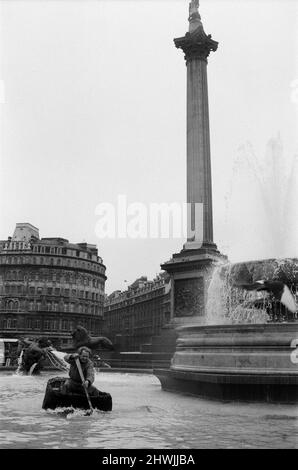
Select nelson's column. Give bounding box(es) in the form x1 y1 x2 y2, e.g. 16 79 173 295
161 0 226 325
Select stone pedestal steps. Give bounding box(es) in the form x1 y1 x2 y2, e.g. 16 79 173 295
107 326 178 369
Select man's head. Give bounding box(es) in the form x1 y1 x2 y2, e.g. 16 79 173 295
38 338 52 348
78 346 92 363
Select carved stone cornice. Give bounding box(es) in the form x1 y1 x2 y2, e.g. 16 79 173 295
174 27 218 63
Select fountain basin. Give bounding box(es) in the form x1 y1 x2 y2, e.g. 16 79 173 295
154 323 298 403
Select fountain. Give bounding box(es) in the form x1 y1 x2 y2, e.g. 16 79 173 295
155 258 298 402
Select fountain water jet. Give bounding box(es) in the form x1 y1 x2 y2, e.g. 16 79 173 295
224 137 298 261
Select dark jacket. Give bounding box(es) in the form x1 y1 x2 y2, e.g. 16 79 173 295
64 354 95 385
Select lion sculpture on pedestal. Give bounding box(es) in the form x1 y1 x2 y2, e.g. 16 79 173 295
71 325 114 351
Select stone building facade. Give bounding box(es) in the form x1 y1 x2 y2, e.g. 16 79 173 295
0 223 106 348
103 274 171 352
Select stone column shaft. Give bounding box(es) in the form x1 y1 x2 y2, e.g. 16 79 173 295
187 58 213 245
174 11 218 251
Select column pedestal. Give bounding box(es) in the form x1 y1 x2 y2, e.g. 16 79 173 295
162 249 227 327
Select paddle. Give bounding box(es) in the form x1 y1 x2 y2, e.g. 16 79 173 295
74 357 94 416
28 362 38 375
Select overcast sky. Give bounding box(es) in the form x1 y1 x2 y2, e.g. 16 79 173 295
0 0 297 293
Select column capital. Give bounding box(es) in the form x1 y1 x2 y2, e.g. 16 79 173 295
174 29 218 63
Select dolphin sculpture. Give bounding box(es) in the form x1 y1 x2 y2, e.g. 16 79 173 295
234 280 297 313
16 337 52 374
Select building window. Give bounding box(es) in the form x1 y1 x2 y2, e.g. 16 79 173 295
44 320 50 331
62 320 68 331
9 318 17 329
